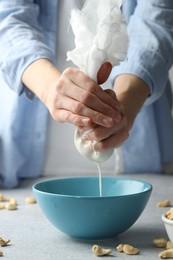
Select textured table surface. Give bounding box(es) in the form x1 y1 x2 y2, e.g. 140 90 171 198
0 173 172 260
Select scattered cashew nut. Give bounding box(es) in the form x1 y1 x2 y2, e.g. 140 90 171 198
25 197 37 204
159 248 173 259
0 237 10 257
5 202 17 210
9 198 17 205
167 241 173 249
116 243 139 255
165 208 173 220
0 197 17 210
0 194 8 202
157 200 171 208
0 204 5 210
153 238 168 248
0 238 10 247
116 244 124 252
92 245 112 256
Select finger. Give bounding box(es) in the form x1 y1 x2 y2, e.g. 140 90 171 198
104 88 116 98
66 86 121 122
64 68 120 112
94 130 129 151
52 109 92 127
104 89 124 113
78 123 97 133
97 62 112 85
53 95 115 127
82 116 127 141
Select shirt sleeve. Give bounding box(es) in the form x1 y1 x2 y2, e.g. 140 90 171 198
110 0 173 105
0 0 55 97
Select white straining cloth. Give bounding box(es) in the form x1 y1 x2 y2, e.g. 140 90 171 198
67 0 128 81
67 0 128 163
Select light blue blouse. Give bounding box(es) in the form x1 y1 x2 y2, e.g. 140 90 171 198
0 0 173 187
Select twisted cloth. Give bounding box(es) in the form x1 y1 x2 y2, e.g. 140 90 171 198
67 0 128 163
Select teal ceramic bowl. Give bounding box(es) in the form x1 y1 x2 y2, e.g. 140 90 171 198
33 177 152 240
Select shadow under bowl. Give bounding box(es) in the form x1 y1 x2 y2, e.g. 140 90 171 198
33 176 152 240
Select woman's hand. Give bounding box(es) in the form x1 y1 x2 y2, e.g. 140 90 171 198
78 89 129 150
81 74 150 151
44 66 121 127
22 59 121 127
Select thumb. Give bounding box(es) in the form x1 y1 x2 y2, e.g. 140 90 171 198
97 62 112 85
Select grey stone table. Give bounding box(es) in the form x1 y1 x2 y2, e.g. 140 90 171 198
0 173 172 260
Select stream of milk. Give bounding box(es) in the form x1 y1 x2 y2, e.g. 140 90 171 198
74 129 113 197
96 163 102 197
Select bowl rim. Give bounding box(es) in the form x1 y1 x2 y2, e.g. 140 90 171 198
32 176 152 199
162 213 173 225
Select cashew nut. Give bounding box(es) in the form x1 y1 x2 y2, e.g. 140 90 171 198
116 244 139 255
116 244 124 252
92 245 112 256
9 198 17 205
0 194 8 202
0 251 3 257
0 204 5 210
167 241 173 249
165 208 173 220
157 200 171 208
153 238 168 248
0 238 10 247
25 197 36 204
5 202 17 210
159 249 173 259
0 197 17 210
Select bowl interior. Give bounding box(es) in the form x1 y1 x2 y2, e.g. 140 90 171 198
33 176 152 198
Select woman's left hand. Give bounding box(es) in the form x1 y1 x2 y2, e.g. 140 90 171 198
78 89 129 150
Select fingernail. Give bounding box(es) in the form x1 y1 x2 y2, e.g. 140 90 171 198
81 118 90 125
102 117 113 127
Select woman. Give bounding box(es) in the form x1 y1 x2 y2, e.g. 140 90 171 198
0 0 173 188
0 0 126 187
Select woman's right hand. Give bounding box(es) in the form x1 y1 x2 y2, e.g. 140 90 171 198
23 59 122 127
44 66 122 127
